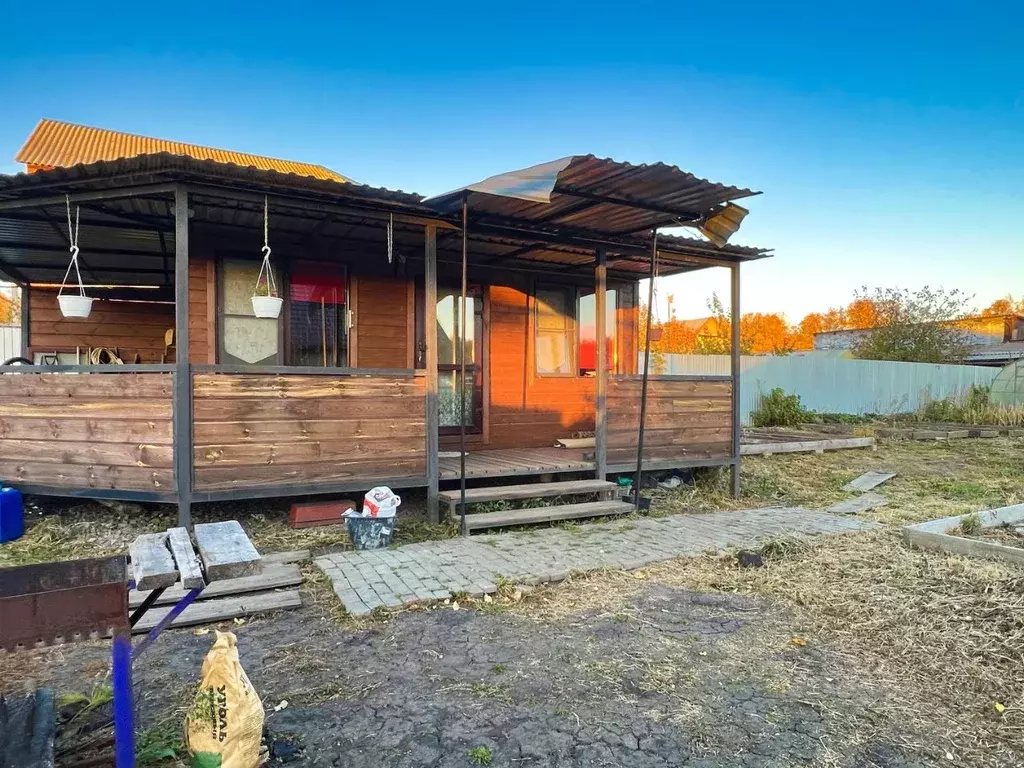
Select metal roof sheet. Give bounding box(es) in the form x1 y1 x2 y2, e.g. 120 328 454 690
428 154 760 236
16 119 351 183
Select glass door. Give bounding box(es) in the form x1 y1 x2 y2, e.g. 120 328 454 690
436 288 483 433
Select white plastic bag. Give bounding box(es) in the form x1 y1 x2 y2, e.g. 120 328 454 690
362 486 401 518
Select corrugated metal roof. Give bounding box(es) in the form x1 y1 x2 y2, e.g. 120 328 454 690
428 155 760 236
0 152 771 285
0 153 424 207
15 119 351 183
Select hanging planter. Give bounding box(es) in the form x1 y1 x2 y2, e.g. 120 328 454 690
251 196 283 319
58 197 94 319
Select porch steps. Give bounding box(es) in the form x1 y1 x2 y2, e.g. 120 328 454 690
439 479 618 517
439 479 630 534
462 499 635 533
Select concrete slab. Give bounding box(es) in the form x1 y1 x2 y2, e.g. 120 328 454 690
842 471 896 492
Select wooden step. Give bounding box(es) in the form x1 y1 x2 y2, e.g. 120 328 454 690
464 500 634 533
440 479 617 513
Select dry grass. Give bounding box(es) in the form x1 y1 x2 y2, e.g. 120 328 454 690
0 497 454 568
653 436 1024 527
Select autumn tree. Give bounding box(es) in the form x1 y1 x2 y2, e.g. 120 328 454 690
981 295 1024 316
851 286 973 363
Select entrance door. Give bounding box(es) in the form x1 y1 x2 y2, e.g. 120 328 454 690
436 288 483 433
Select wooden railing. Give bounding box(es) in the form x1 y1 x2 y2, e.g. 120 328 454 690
0 367 176 495
191 370 427 494
605 375 733 469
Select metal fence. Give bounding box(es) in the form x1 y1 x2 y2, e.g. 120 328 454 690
0 325 21 362
643 352 1000 424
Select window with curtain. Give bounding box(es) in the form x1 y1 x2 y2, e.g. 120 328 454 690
288 264 347 366
218 258 280 365
535 286 574 375
578 288 618 375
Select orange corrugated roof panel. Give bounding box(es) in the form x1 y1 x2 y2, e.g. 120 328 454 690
15 118 349 182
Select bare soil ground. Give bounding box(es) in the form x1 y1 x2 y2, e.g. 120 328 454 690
1 436 1022 767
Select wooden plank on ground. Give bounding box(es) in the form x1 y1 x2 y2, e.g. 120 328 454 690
166 527 205 589
130 533 177 591
129 563 302 608
261 550 310 565
131 589 302 632
740 437 875 455
827 492 888 515
193 521 262 581
843 471 896 492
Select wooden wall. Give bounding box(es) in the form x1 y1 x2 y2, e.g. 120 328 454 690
0 372 175 492
606 376 733 466
353 276 413 369
487 283 596 449
26 257 214 365
192 372 426 491
28 289 174 363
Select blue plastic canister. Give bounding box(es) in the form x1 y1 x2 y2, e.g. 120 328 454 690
0 486 24 543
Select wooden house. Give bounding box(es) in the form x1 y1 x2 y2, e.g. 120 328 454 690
0 121 770 530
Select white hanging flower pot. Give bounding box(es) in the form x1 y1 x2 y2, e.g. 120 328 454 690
58 294 95 319
251 295 283 319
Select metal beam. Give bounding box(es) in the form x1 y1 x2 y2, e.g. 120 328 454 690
633 231 658 511
0 241 165 259
424 224 440 524
185 182 453 230
173 187 192 528
730 262 742 498
594 247 608 481
0 255 32 283
0 183 178 212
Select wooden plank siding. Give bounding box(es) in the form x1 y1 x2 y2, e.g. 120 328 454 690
606 376 733 465
192 372 426 491
353 276 413 369
486 283 596 449
26 258 213 364
0 372 176 491
28 289 174 363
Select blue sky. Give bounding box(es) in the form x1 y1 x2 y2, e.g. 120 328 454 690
1 1 1021 320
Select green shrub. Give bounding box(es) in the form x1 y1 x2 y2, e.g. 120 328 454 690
751 388 810 427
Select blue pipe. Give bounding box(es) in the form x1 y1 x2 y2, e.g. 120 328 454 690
132 587 203 660
111 629 135 768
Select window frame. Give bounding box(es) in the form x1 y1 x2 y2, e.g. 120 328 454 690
576 285 619 376
533 283 578 378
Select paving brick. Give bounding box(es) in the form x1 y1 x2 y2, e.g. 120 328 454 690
313 507 876 617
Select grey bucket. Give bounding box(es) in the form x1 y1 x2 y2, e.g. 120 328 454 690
346 515 396 550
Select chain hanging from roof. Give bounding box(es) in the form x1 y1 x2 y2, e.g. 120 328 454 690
386 213 394 264
57 194 94 319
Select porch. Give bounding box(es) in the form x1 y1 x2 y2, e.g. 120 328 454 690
0 152 767 528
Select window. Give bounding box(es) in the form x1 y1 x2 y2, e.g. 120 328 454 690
218 258 280 365
578 288 618 375
288 263 347 366
535 286 574 375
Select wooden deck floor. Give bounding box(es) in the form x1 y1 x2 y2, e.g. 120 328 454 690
438 447 594 480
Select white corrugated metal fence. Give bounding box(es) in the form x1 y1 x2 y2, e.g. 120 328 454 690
643 352 1000 424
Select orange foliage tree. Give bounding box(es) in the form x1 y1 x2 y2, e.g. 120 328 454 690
981 295 1024 316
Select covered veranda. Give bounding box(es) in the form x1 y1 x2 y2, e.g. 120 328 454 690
0 154 769 526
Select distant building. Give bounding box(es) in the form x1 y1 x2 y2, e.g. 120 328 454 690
813 314 1024 366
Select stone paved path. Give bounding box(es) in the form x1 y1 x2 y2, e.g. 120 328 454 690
315 507 872 617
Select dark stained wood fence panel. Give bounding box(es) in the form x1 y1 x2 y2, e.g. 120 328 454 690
192 372 426 491
606 376 733 464
0 372 176 491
